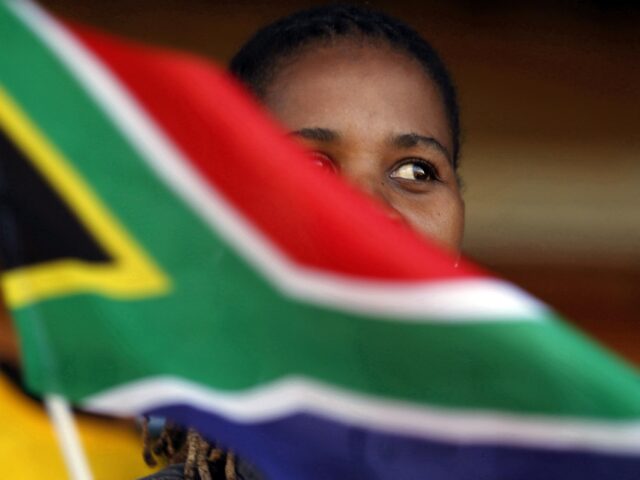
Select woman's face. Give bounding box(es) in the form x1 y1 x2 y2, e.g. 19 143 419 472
263 39 465 252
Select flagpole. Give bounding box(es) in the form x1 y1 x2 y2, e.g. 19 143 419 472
45 394 94 480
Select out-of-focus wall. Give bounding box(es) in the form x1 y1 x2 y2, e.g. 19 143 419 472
41 0 640 364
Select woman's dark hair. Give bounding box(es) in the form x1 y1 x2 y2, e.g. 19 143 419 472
142 418 238 480
229 4 462 168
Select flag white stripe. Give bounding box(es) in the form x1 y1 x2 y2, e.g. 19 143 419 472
84 376 640 455
6 0 545 322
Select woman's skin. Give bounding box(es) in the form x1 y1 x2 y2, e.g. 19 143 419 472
0 295 19 365
263 39 465 251
0 299 19 366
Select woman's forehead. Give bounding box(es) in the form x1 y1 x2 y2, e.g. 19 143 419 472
266 38 428 94
263 40 452 154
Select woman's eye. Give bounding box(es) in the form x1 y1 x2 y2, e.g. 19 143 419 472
308 152 337 173
390 160 438 182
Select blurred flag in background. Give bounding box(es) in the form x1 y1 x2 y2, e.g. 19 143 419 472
1 1 639 479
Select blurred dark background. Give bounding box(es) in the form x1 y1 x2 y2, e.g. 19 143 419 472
39 1 640 365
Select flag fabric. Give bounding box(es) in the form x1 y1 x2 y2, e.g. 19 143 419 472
1 1 640 479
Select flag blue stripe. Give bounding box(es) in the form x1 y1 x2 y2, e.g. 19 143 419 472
150 405 640 480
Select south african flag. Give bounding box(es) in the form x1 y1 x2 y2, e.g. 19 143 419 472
1 1 639 478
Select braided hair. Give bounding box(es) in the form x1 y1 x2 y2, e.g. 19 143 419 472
230 4 462 168
141 418 236 480
142 5 461 478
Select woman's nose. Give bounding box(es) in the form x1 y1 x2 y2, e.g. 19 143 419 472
340 167 406 224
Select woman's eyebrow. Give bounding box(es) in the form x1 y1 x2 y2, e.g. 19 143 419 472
392 133 451 162
290 127 339 142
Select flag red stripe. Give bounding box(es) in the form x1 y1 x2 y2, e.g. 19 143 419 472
68 24 484 281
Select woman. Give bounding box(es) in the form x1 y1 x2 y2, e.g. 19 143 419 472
141 4 464 479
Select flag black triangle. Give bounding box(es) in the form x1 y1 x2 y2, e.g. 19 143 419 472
0 127 111 270
0 88 168 308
